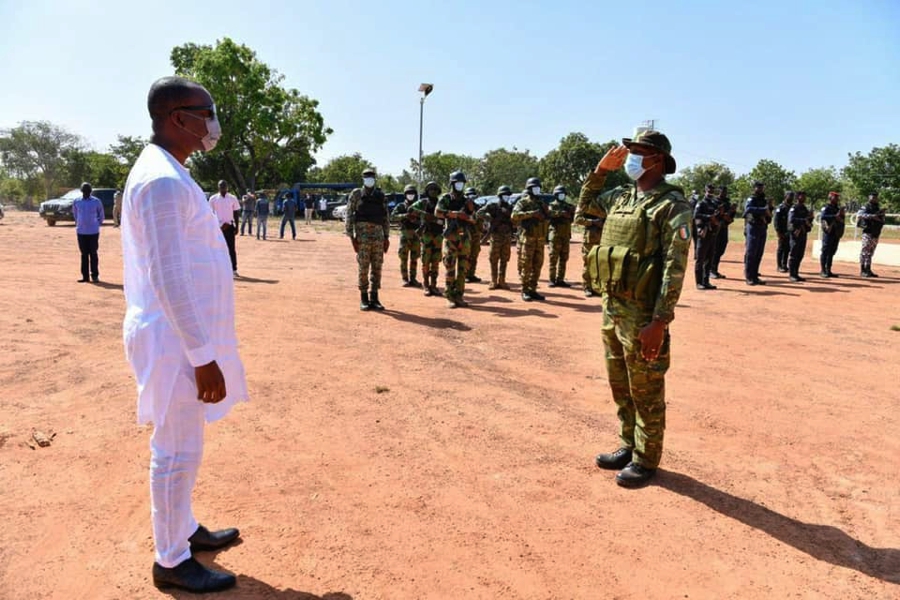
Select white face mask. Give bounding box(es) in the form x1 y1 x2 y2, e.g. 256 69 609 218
624 153 647 180
557 193 566 201
453 182 465 192
363 177 375 188
405 193 416 201
531 186 541 196
181 110 221 152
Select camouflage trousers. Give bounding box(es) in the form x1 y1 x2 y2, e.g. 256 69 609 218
442 235 471 300
398 228 421 281
582 228 602 288
601 309 669 469
355 222 385 292
548 233 571 282
420 232 443 280
859 233 880 271
489 232 512 279
517 235 545 293
467 233 482 278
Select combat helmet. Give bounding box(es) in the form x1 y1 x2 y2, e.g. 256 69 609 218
464 186 477 197
449 171 467 184
526 176 542 191
404 184 418 194
497 185 512 196
552 185 567 197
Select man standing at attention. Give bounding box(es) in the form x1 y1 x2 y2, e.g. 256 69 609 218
476 185 515 290
280 191 298 240
208 180 241 278
547 185 575 288
346 167 390 310
409 181 444 297
436 171 476 308
819 191 846 278
743 181 772 285
121 76 246 593
575 176 608 297
590 131 691 488
773 191 794 273
256 192 269 240
390 183 422 287
709 185 735 279
857 192 885 278
318 195 328 221
511 177 549 301
73 182 105 283
239 190 255 236
787 190 812 282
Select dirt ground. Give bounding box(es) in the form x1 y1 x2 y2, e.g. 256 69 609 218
1 208 898 600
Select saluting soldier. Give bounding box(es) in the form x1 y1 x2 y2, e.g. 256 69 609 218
390 184 423 287
345 168 390 310
511 177 549 301
409 181 444 296
435 171 476 308
575 176 608 297
547 185 575 287
476 185 515 290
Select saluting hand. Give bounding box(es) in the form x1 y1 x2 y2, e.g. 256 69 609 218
195 361 226 404
596 145 629 174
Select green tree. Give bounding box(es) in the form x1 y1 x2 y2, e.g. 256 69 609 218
63 149 122 189
109 135 148 186
795 166 842 210
843 144 900 211
0 121 82 201
477 147 539 195
539 134 627 196
670 162 736 197
171 37 332 192
311 153 375 186
411 152 480 189
746 159 797 208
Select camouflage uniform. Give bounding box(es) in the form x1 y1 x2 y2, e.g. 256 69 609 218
436 191 476 305
409 193 444 295
467 210 485 282
345 186 389 294
575 178 608 295
511 192 549 299
547 196 575 285
390 198 422 284
588 170 691 470
476 196 514 289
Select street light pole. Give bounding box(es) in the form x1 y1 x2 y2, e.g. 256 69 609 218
417 83 433 187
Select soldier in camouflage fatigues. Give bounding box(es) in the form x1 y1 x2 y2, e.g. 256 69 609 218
511 177 549 301
547 185 575 287
345 168 390 311
409 181 443 296
464 187 484 283
390 184 422 287
575 175 608 297
590 131 691 488
436 171 476 308
476 185 515 290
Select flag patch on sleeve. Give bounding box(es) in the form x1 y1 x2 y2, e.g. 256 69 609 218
677 223 691 241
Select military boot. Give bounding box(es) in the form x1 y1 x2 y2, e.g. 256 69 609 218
548 268 557 287
616 462 657 488
428 273 440 296
488 263 499 290
359 291 370 311
369 291 385 310
497 265 510 290
409 262 422 287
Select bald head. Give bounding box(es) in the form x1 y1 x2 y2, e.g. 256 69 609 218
147 76 209 122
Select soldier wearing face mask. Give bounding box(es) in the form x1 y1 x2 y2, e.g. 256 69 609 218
476 185 515 290
511 177 549 301
575 174 608 297
547 185 575 287
409 181 444 296
587 130 691 488
436 171 476 308
390 184 422 287
345 167 390 310
464 187 484 283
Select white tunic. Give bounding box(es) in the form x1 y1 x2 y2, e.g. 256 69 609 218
121 144 248 427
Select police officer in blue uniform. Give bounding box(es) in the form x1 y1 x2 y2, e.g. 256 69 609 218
692 184 720 290
710 186 735 279
787 190 812 282
743 181 772 285
819 191 845 278
773 191 794 273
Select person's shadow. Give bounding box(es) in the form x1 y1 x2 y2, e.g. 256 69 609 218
658 471 900 584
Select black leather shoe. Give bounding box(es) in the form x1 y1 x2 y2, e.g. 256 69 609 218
868 271 879 278
152 557 236 592
521 291 534 302
829 272 839 278
557 280 571 288
584 288 595 297
615 462 657 488
547 280 558 288
360 292 370 311
402 279 414 287
409 279 423 287
745 279 757 286
77 278 89 283
369 293 385 310
531 291 545 301
595 447 632 470
754 278 767 285
189 524 241 551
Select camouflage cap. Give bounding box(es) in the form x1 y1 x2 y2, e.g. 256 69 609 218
622 130 676 174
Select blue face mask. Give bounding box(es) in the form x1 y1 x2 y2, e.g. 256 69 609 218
624 153 647 180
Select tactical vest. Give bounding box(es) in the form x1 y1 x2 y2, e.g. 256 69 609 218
489 202 513 234
587 183 683 303
356 191 386 224
420 199 443 235
443 195 473 236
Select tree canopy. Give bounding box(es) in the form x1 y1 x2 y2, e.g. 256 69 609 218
308 153 375 187
843 144 900 211
477 147 539 196
0 121 82 201
670 162 736 197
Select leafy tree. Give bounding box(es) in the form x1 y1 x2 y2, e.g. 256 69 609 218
670 162 736 197
171 37 332 192
0 121 82 201
378 174 400 193
746 159 797 208
843 144 900 211
539 134 627 196
795 167 842 210
311 153 374 186
411 152 480 190
477 147 539 195
63 149 122 189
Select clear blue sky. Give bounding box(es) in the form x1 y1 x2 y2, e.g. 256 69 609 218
1 0 897 179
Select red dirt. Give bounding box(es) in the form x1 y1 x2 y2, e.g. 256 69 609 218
1 209 898 600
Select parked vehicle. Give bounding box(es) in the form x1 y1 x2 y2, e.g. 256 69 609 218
38 188 117 226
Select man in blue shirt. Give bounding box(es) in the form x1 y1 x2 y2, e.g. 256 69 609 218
280 192 298 240
255 193 270 240
73 182 105 282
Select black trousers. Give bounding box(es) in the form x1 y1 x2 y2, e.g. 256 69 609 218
788 231 807 275
694 230 716 284
776 232 790 269
711 225 729 274
221 223 237 271
820 233 840 273
77 233 99 280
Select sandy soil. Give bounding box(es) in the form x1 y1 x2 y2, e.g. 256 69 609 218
1 208 898 600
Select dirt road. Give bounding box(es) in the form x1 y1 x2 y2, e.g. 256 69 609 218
1 209 898 599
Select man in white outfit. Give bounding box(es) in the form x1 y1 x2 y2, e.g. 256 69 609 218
121 76 248 593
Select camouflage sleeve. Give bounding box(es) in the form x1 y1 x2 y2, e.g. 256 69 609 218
652 197 692 324
389 202 404 223
434 195 450 218
511 199 538 225
475 203 493 221
575 171 608 226
344 189 360 237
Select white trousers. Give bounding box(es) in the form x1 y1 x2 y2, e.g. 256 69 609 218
149 371 205 568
